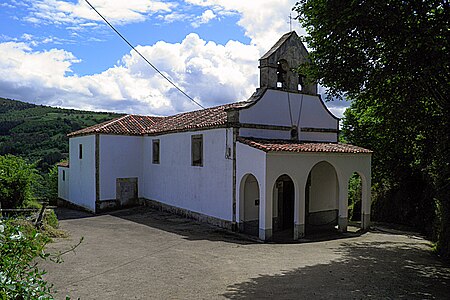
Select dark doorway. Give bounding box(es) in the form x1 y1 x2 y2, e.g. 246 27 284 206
280 179 294 229
273 175 295 240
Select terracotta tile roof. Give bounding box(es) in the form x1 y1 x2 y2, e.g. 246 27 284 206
237 137 372 154
68 101 250 137
145 102 244 135
68 115 164 137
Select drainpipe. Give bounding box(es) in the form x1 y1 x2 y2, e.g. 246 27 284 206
232 126 238 231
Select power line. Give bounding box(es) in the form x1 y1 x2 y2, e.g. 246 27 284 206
84 0 205 109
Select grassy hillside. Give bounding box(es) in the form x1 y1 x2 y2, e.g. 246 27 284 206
0 97 123 171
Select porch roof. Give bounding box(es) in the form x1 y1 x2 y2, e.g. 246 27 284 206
237 137 372 154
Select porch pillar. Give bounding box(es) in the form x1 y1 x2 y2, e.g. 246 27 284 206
294 180 305 239
259 182 272 241
361 175 371 230
338 178 348 233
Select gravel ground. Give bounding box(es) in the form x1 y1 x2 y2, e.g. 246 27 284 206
41 207 450 299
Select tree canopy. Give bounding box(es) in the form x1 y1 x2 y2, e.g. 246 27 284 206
294 0 449 258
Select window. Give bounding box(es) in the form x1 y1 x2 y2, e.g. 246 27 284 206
152 139 160 164
79 144 83 159
191 134 203 166
62 170 65 181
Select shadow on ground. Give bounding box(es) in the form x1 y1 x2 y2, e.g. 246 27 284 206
222 239 450 299
54 206 365 245
109 206 364 245
108 206 254 245
54 207 94 220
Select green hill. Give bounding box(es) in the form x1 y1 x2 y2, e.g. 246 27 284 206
0 97 123 171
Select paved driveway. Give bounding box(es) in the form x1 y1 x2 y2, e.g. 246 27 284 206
42 207 450 299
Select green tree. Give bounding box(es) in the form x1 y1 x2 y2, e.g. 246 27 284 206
294 0 449 257
0 155 39 209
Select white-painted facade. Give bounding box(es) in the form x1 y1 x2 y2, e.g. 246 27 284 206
141 128 234 221
58 32 372 241
62 135 96 211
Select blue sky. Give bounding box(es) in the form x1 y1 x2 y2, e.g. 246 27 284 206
0 0 349 117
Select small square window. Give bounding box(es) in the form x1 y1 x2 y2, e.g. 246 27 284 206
191 134 203 166
79 144 83 159
152 139 160 164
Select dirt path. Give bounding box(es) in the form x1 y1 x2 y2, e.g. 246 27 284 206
41 207 450 299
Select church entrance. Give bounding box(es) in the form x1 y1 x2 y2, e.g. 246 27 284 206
273 175 295 240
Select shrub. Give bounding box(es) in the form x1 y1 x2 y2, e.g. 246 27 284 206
0 155 39 209
0 219 54 298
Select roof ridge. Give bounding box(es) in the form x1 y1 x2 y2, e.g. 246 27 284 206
96 114 130 132
129 115 147 133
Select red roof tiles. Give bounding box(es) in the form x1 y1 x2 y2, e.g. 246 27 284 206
146 102 242 135
68 115 164 137
68 102 246 137
237 137 372 154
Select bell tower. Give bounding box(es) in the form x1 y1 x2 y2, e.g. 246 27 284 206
259 31 317 94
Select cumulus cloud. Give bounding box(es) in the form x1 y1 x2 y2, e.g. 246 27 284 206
185 0 306 52
24 0 175 26
191 9 216 28
2 0 346 117
0 34 259 115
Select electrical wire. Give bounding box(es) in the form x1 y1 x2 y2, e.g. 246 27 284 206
84 0 205 109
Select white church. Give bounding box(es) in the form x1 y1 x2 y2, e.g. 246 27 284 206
58 32 372 241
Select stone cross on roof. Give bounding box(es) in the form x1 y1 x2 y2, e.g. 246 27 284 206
259 31 318 94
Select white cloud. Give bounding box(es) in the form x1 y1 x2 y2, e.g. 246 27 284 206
191 9 216 28
185 0 306 52
24 0 175 26
157 11 190 24
21 33 33 41
0 35 259 115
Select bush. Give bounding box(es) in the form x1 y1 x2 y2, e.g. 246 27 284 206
0 155 39 209
0 219 55 298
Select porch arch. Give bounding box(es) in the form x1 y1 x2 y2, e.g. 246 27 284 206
239 173 260 236
305 161 339 233
344 170 371 230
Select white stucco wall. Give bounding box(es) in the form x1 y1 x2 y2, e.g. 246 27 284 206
57 167 69 200
239 89 338 142
68 135 96 211
142 128 234 221
308 161 338 213
99 135 144 201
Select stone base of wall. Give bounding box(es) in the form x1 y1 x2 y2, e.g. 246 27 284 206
239 220 259 236
307 209 338 231
139 198 233 231
57 198 94 213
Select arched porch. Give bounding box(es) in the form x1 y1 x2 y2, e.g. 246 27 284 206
236 141 372 242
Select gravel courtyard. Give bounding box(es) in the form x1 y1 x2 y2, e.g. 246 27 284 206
41 207 450 299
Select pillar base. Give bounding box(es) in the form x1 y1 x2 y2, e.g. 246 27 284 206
294 224 305 240
362 213 371 230
338 217 348 233
259 228 272 241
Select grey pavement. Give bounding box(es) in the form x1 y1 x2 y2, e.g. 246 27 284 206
41 207 450 299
